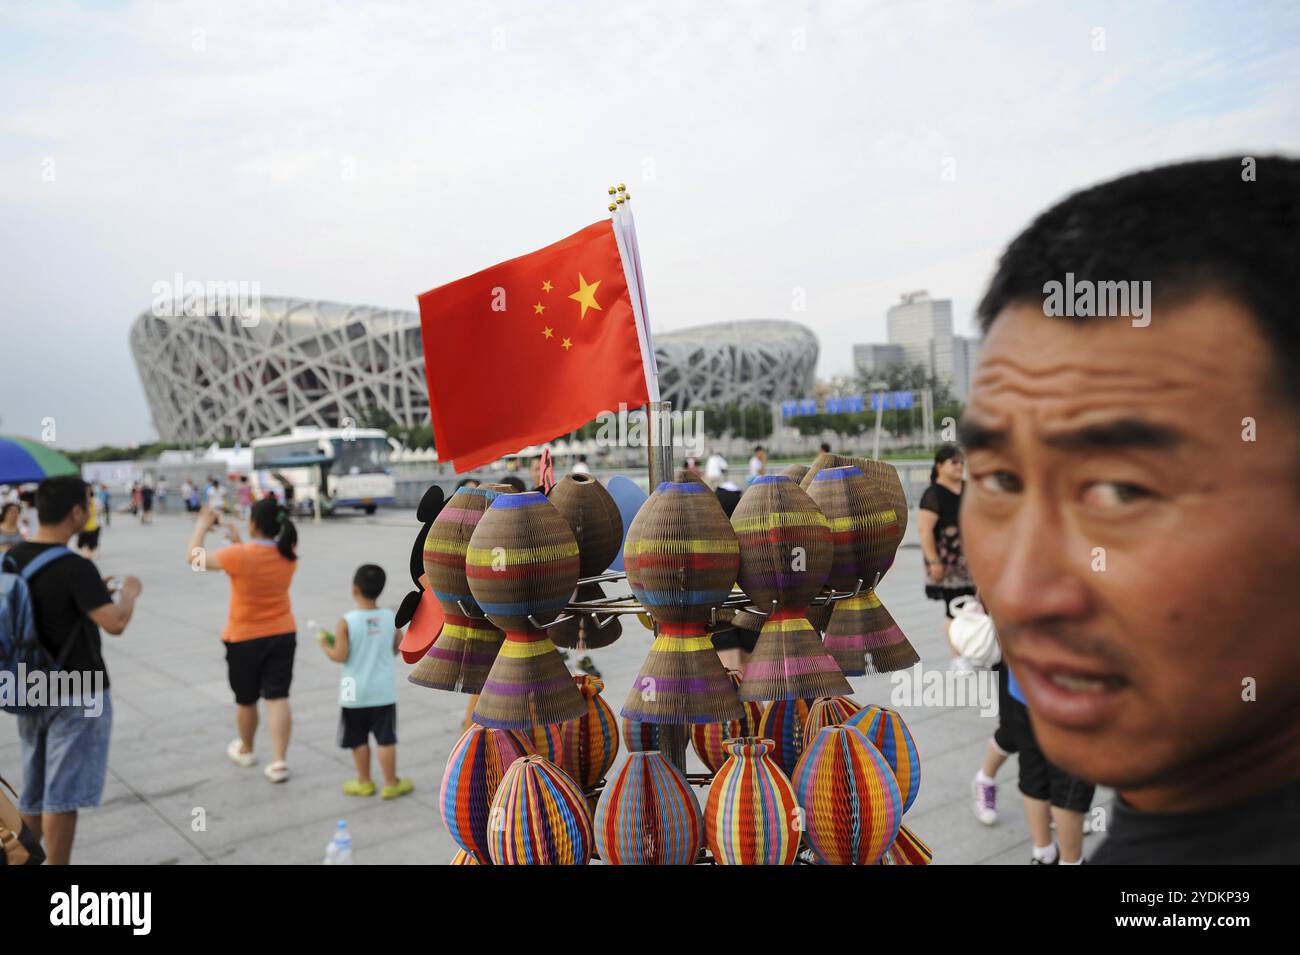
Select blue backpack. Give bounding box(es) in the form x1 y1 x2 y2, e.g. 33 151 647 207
0 547 77 714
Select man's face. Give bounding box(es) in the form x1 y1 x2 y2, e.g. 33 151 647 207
962 296 1300 802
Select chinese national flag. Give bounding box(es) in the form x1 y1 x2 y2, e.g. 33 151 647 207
418 220 650 472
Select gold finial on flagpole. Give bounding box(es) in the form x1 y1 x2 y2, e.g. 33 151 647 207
617 183 626 192
607 185 617 195
608 202 617 212
623 191 631 201
615 195 626 205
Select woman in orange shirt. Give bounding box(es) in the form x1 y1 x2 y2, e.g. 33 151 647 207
188 498 299 783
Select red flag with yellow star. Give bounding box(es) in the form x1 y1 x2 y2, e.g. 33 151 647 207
418 219 651 472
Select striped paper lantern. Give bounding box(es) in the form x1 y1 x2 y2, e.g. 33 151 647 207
488 755 593 865
732 475 851 702
704 737 800 865
527 721 564 764
690 672 763 774
844 703 921 813
622 717 661 753
412 484 509 692
621 482 744 726
450 848 478 865
757 698 812 779
467 492 586 729
801 696 863 749
883 824 933 865
549 474 624 650
793 725 903 866
802 455 918 673
439 723 536 864
593 751 702 865
551 675 619 790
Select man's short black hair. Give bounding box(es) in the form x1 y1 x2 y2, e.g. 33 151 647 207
977 156 1300 404
353 564 386 600
36 475 91 525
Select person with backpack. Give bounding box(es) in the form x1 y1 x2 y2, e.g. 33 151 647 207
0 476 141 865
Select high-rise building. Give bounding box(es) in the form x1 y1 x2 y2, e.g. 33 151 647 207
847 292 981 402
852 343 906 382
951 334 982 403
886 291 955 382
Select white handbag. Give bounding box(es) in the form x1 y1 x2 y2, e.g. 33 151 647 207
947 595 1001 668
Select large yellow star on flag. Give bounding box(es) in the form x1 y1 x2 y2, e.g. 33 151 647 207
568 273 603 320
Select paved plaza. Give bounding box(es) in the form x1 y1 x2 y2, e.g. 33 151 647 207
1 505 1110 864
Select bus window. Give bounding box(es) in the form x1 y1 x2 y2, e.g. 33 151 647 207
332 437 390 475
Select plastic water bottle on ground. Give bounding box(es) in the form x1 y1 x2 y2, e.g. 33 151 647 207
324 819 354 864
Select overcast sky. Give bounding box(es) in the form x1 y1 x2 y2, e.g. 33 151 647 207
2 0 1298 448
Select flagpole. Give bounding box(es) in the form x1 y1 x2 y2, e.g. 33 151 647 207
608 184 686 773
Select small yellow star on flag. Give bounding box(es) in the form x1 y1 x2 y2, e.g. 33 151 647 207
534 302 545 315
542 326 554 339
568 273 602 320
561 337 573 350
541 280 553 293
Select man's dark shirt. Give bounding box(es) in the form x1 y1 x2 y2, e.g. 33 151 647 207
5 542 113 689
1090 779 1300 864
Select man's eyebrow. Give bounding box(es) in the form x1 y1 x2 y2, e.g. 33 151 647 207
956 419 1007 451
1040 419 1185 451
957 417 1185 453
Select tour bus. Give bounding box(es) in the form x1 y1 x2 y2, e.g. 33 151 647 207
250 427 396 515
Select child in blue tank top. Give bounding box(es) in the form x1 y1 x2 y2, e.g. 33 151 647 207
319 564 413 799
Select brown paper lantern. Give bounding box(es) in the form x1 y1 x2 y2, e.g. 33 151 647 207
410 483 509 693
467 491 586 729
620 482 744 725
731 475 851 702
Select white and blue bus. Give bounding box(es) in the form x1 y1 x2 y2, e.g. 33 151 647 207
251 427 396 515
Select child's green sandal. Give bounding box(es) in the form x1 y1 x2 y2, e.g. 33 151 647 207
381 778 414 800
343 779 376 796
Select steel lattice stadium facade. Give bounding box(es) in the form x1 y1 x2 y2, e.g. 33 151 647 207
129 298 819 443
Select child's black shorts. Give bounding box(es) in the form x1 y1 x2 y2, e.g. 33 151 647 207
1005 694 1095 812
337 704 398 749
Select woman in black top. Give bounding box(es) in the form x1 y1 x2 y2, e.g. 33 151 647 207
918 445 976 656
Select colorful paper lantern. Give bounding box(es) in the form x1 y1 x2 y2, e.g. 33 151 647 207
844 703 921 813
732 475 851 701
527 721 563 763
548 474 624 649
439 723 535 864
704 737 800 865
620 482 744 725
757 698 812 778
467 491 586 729
450 848 478 865
593 751 702 865
550 675 619 790
690 671 763 774
488 754 593 865
622 717 660 753
801 696 863 749
411 483 509 692
883 824 932 865
793 725 903 865
802 455 918 672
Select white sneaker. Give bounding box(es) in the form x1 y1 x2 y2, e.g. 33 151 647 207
971 773 998 826
226 739 256 768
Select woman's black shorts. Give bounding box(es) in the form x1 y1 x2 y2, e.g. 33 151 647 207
224 632 296 705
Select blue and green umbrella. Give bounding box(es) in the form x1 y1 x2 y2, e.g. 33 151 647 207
0 435 80 484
